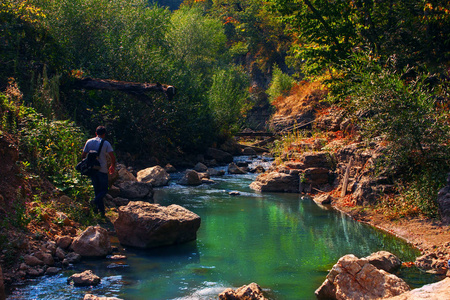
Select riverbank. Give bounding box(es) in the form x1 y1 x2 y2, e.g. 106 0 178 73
331 196 450 259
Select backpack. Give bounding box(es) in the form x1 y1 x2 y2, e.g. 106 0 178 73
76 139 105 176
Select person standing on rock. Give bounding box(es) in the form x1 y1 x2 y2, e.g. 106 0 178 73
81 126 116 217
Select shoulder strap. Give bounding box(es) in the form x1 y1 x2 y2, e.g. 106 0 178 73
98 139 105 153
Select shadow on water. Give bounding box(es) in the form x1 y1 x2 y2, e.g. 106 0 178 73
5 156 443 299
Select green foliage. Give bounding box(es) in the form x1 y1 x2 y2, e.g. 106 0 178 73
1 89 90 199
206 0 290 73
38 0 171 80
0 0 50 95
267 64 295 102
166 6 227 72
271 0 450 77
378 172 443 219
343 59 450 176
337 53 450 217
208 65 250 136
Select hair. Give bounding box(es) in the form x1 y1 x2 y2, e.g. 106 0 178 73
96 126 107 136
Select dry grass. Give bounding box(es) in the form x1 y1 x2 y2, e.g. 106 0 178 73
271 81 328 119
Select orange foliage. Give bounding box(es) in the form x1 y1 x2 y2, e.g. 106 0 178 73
342 194 356 207
402 261 415 268
271 81 328 119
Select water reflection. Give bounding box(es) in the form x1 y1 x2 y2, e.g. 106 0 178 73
7 159 433 300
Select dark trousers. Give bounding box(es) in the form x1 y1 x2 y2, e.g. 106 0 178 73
90 171 108 215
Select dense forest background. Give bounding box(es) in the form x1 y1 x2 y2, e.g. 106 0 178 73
0 0 449 226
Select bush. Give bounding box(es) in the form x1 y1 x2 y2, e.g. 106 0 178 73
267 65 295 103
208 66 250 137
339 54 450 217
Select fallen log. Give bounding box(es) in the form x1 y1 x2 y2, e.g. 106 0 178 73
68 77 176 100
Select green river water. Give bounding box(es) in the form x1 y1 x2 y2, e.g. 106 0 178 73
7 158 442 299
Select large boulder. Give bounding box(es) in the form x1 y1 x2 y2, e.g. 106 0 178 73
386 277 450 299
206 148 233 164
137 165 170 187
219 282 267 300
68 270 100 287
117 181 153 200
178 170 202 186
315 254 410 300
250 172 299 192
114 201 201 248
71 226 111 257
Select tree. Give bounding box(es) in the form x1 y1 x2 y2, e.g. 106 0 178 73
208 65 250 137
270 0 450 76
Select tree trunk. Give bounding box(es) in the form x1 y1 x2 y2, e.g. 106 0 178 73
68 77 176 100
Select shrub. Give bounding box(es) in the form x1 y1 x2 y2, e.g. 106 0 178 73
339 54 450 217
267 65 295 103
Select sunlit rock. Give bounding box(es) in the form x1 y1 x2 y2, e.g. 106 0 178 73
71 226 111 258
137 165 170 187
313 194 333 205
219 282 268 300
114 201 201 248
385 277 450 299
250 172 299 193
68 270 100 287
315 254 410 300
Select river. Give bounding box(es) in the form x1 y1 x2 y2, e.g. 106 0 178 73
6 156 441 299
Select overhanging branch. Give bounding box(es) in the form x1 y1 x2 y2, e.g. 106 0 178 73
69 77 176 100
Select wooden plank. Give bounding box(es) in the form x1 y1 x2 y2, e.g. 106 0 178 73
341 157 353 198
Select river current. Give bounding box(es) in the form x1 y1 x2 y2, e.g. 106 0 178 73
7 156 441 299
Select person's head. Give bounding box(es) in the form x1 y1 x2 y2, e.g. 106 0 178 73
96 126 107 137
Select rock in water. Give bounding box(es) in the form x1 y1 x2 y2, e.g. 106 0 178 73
219 282 268 300
178 170 202 186
114 201 201 248
68 270 101 287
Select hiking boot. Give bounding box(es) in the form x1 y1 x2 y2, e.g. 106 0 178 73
90 200 99 214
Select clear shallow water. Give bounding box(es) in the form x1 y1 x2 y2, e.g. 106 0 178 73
7 158 442 299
